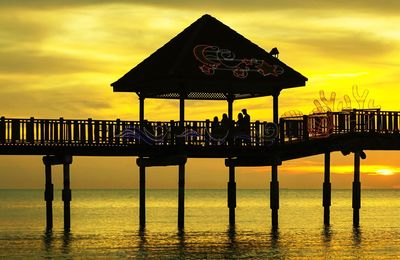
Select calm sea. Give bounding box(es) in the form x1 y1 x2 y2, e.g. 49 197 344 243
1 189 400 259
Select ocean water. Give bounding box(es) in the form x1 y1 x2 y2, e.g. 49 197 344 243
1 189 400 259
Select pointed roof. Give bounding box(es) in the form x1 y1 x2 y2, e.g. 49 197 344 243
111 14 307 100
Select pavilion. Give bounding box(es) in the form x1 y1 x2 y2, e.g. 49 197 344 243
112 14 307 229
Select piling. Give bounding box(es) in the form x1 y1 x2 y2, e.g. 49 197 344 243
323 152 331 225
44 160 53 230
178 164 185 229
228 165 236 226
139 165 146 228
353 151 361 227
270 165 279 229
62 163 71 230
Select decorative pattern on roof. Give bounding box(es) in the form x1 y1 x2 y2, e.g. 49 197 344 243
193 45 284 79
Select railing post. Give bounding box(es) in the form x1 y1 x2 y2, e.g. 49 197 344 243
394 112 399 133
59 118 64 143
115 119 120 144
388 112 393 133
108 122 114 144
377 109 381 133
88 118 93 144
205 119 210 146
170 120 175 145
80 120 86 144
279 118 285 143
94 120 100 144
44 120 49 142
73 120 79 142
66 120 72 143
0 116 5 143
255 120 260 146
11 119 20 143
303 115 309 141
27 117 34 143
53 120 59 143
350 109 356 133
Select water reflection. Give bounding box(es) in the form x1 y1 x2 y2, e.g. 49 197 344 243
224 225 238 259
62 230 72 256
137 228 148 259
269 228 282 258
42 230 54 253
322 225 332 244
177 229 186 259
352 226 362 247
227 225 237 246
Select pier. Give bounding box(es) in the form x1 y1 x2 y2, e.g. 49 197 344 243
1 14 399 231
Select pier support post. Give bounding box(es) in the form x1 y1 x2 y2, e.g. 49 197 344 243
353 151 361 227
270 165 279 229
62 163 71 231
228 165 236 226
323 152 331 226
178 163 185 230
44 160 53 230
139 165 146 229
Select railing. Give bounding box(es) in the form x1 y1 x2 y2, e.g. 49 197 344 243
1 110 398 148
0 117 276 147
280 109 400 143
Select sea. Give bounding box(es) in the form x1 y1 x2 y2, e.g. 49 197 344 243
1 189 400 259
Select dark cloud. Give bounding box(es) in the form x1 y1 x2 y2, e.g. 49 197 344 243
0 0 399 15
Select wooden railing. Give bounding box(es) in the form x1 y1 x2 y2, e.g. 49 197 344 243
279 109 400 143
1 110 398 148
0 117 276 147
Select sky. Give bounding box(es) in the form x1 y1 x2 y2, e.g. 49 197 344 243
0 0 399 189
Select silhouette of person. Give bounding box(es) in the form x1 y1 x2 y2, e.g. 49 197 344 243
242 109 251 143
221 114 230 132
221 113 230 144
211 116 220 144
236 113 244 145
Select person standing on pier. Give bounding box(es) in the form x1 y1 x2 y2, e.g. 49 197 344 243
242 109 251 144
221 113 230 144
211 116 220 145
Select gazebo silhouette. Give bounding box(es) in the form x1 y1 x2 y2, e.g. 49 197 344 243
1 14 398 232
112 14 307 229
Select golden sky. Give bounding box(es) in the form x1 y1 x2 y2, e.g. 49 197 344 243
0 1 399 188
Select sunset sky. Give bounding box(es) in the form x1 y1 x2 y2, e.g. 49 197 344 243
0 1 399 189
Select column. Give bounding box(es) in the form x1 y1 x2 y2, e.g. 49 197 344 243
270 165 279 229
178 164 185 229
353 151 361 227
44 160 53 230
139 165 146 229
228 165 236 226
323 152 331 225
62 163 71 230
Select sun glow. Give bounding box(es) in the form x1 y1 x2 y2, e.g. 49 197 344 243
376 169 395 176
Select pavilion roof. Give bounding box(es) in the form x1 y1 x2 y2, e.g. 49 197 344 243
111 14 307 100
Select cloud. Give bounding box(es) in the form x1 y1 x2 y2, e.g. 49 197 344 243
0 0 400 15
0 50 111 75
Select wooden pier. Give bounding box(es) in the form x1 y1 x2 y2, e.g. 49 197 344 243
1 14 399 231
1 109 400 230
